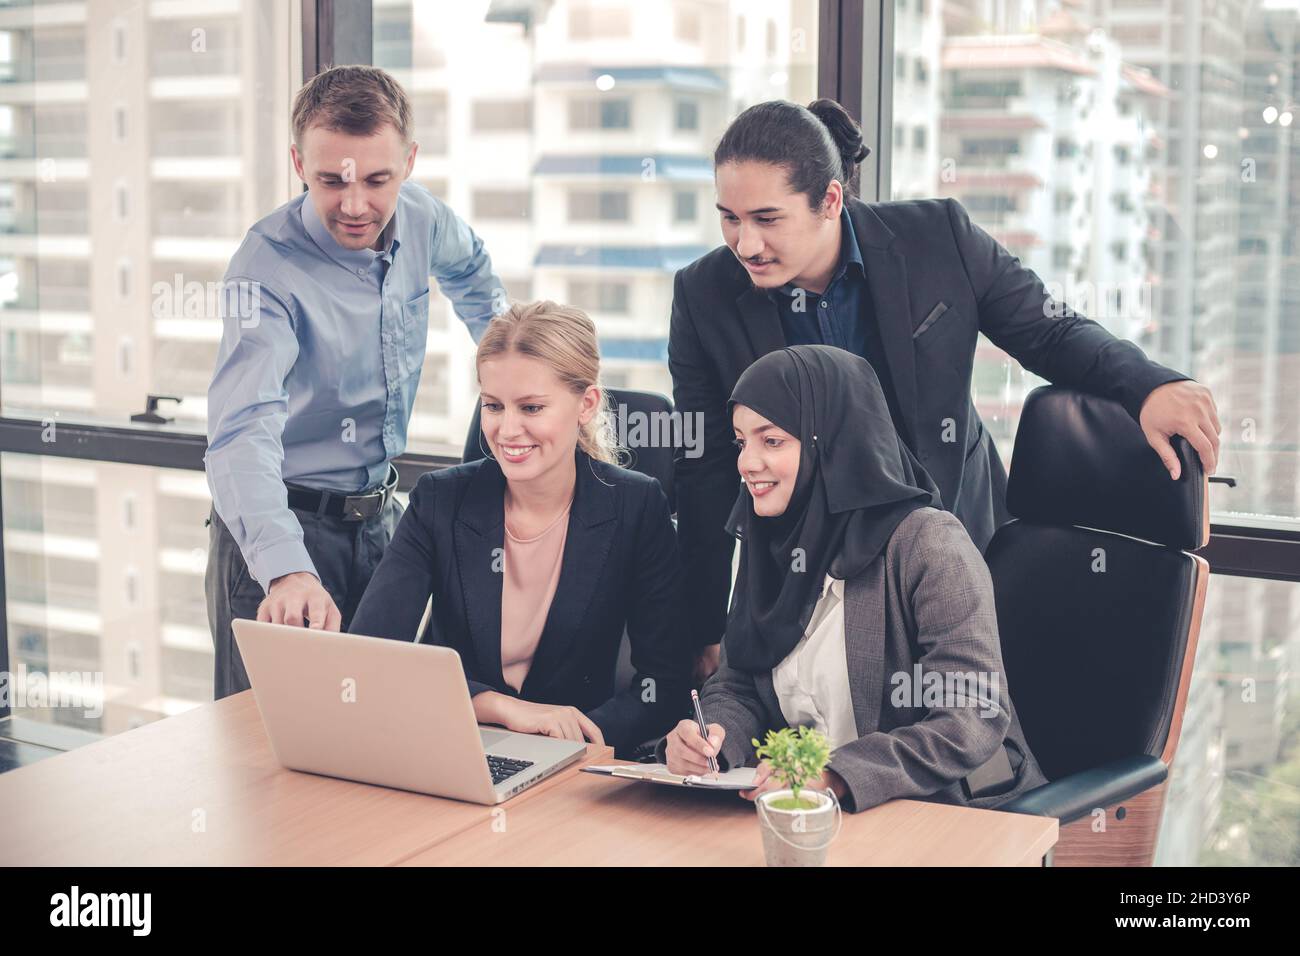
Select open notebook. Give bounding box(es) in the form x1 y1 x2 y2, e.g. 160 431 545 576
582 763 760 791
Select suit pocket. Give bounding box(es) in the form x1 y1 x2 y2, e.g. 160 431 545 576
912 301 949 339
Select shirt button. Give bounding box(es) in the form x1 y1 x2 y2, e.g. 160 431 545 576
820 301 828 308
357 268 366 276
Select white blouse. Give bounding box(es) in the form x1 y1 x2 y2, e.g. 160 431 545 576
771 573 858 749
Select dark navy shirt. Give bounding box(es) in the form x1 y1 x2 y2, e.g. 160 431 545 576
767 208 901 426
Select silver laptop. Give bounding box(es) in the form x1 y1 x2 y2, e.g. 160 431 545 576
232 619 588 804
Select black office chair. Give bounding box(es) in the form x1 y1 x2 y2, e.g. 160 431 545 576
462 386 676 512
989 386 1210 866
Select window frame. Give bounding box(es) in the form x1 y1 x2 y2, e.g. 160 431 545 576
2 0 1297 725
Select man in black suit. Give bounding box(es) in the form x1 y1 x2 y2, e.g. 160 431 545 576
670 100 1221 680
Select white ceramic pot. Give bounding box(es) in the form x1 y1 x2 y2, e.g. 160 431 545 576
756 788 839 867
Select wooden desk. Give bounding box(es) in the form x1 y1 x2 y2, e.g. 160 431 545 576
0 691 610 866
395 768 1059 866
0 693 1056 866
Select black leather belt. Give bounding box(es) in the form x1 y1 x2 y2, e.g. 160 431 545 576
286 464 398 522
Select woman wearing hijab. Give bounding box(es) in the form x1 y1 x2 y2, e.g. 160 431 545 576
661 345 1048 812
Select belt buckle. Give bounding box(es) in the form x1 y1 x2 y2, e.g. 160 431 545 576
341 492 380 522
342 466 397 521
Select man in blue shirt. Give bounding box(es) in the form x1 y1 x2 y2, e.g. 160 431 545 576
205 66 504 698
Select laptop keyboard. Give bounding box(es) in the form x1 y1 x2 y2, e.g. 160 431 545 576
486 754 535 786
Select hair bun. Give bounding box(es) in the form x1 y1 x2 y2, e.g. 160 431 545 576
806 98 869 171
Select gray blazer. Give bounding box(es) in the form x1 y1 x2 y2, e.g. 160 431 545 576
683 507 1048 813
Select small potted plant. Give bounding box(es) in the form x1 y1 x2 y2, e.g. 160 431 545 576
752 726 840 867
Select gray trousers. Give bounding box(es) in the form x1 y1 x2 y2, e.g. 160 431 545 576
205 497 402 700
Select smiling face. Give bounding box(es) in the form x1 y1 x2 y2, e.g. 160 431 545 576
291 122 417 251
715 160 843 293
478 351 599 484
733 403 802 517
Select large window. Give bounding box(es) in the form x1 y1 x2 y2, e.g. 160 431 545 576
0 0 818 734
372 0 819 454
0 0 296 727
889 0 1300 867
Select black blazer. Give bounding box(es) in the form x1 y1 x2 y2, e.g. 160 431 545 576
669 196 1189 650
349 450 693 755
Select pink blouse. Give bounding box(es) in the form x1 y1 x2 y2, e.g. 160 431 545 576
500 500 571 692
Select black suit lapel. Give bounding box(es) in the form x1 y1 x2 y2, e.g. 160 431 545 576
519 452 618 696
454 459 507 688
851 200 920 447
735 284 787 360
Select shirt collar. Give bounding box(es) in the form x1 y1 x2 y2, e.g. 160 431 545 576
300 191 401 271
772 206 865 299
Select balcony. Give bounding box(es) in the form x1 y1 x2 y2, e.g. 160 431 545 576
150 49 240 78
152 129 241 158
1 287 90 311
0 56 86 84
0 210 89 235
0 133 87 159
5 581 98 612
153 210 243 238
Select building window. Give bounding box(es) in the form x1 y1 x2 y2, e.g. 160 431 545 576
569 98 632 130
896 54 907 80
962 194 1017 215
675 99 699 132
471 99 532 132
952 78 1022 100
962 138 1020 157
915 60 928 86
675 5 701 42
567 189 630 222
1054 190 1073 213
568 4 632 40
1053 245 1072 269
913 126 927 151
505 277 533 303
1056 138 1079 159
116 259 132 300
894 124 905 149
472 189 532 220
111 20 128 65
673 190 697 223
568 279 631 315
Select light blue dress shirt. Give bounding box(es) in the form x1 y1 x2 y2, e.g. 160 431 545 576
205 181 503 590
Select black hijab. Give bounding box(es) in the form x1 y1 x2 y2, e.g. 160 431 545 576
723 345 942 672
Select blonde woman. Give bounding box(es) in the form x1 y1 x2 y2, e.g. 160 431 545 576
350 301 692 756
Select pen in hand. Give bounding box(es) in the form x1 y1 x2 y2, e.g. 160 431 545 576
691 689 719 775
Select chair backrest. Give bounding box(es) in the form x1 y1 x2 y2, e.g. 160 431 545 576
984 387 1209 783
462 387 676 510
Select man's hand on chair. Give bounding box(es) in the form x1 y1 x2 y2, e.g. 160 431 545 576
1139 380 1221 480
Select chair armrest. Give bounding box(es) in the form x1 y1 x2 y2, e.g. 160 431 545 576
998 754 1167 824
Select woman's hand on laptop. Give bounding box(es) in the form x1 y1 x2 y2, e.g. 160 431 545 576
474 693 605 746
257 571 342 631
664 718 725 776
